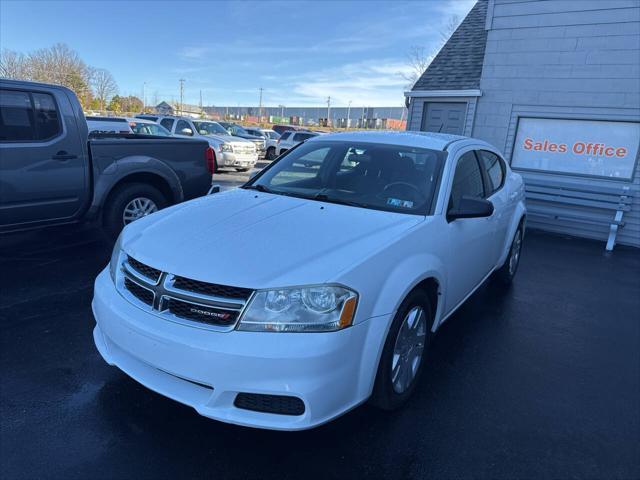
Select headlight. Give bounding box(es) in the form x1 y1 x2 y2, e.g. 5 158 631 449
109 232 124 283
220 143 233 152
237 285 357 333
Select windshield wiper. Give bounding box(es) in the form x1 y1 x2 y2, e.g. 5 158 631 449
312 193 366 208
242 184 273 193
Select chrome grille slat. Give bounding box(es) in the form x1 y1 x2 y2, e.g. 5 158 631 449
118 256 253 331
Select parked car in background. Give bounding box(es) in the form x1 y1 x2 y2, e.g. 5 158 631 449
244 127 280 160
93 130 526 430
272 124 305 136
276 130 319 156
154 116 258 172
86 116 133 134
218 121 266 157
0 79 214 237
127 117 172 136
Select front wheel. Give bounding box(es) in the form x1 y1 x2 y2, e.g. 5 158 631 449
494 225 523 286
370 289 433 411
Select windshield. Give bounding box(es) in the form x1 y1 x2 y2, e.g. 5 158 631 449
246 140 445 215
130 122 171 136
193 121 228 135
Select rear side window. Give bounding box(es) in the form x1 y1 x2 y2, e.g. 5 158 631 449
175 120 193 136
160 118 174 131
478 150 505 196
0 89 61 142
33 93 60 140
449 151 485 210
294 133 314 142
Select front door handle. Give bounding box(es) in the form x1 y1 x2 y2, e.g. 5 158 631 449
52 151 78 161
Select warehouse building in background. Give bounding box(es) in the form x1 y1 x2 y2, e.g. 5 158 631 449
406 0 640 248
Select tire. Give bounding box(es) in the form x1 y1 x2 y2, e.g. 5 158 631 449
494 225 523 286
370 289 434 411
266 146 276 160
103 182 168 239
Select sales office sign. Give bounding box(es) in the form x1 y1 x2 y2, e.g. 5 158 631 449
511 117 640 179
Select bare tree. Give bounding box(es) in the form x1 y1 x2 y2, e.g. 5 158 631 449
91 68 118 110
0 49 28 78
400 15 462 90
440 15 460 46
400 46 433 90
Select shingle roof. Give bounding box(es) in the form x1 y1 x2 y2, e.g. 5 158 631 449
412 0 488 91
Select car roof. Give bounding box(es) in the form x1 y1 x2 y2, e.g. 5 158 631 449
309 130 470 151
126 117 155 124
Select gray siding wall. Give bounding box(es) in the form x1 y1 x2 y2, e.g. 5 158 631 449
473 0 640 247
408 97 478 136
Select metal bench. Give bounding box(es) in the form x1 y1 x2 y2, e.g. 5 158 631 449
524 179 633 251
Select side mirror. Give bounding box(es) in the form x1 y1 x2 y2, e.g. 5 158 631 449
447 196 494 222
207 184 221 195
180 128 193 136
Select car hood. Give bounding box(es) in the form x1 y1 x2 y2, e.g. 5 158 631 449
122 188 423 289
202 133 251 144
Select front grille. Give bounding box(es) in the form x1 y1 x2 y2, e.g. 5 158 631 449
124 277 154 306
234 145 255 154
173 276 253 301
234 393 305 416
127 256 161 283
165 298 238 326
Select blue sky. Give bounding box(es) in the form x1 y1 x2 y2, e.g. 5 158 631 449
0 0 475 107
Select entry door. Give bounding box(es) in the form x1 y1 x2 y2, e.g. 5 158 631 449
0 88 87 227
444 151 496 313
421 102 466 135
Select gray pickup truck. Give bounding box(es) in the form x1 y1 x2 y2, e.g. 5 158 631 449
0 79 214 237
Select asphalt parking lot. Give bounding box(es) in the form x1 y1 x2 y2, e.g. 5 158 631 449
1 180 639 478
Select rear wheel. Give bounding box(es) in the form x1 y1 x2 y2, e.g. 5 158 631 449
494 225 523 286
103 183 168 239
370 289 433 410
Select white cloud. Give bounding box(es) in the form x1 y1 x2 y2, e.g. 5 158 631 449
267 59 414 107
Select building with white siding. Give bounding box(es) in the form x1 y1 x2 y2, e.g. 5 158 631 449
405 0 640 248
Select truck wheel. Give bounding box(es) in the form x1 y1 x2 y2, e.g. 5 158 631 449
266 147 276 160
103 183 168 238
370 289 433 411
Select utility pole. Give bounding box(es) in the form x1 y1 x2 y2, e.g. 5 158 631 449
326 96 331 127
179 79 185 115
142 82 147 113
346 100 352 129
258 87 264 121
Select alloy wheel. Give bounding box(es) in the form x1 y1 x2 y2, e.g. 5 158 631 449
392 306 427 394
509 230 522 275
122 197 158 225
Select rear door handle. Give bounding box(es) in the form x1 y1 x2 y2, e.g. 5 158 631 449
52 151 78 161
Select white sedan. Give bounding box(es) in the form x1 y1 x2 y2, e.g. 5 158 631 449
92 131 526 430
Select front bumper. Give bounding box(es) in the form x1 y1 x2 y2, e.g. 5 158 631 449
219 151 258 168
92 269 389 430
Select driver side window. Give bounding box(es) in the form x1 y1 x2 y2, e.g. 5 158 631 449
449 151 485 210
175 120 193 136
